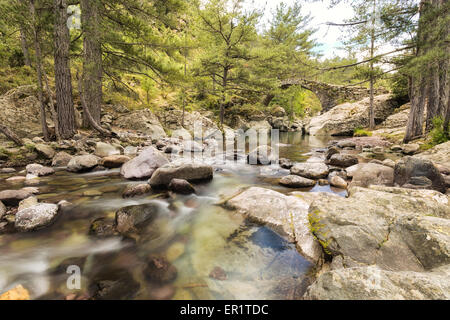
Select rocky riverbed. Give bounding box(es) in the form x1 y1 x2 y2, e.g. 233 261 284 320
0 129 448 300
1 87 449 300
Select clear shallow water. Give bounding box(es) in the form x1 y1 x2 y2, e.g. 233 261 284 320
0 132 346 300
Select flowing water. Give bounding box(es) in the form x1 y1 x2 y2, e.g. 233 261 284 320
0 132 346 300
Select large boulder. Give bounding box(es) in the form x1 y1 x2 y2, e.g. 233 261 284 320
225 187 322 263
15 203 59 232
308 186 450 272
51 151 72 167
304 265 450 300
349 163 394 188
120 147 168 180
327 154 358 167
290 162 329 179
307 94 398 136
414 141 450 167
114 109 167 140
94 142 121 157
25 163 55 177
67 155 100 173
149 160 213 187
394 156 447 193
0 189 33 206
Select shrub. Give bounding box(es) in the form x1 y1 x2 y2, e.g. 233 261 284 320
429 117 449 146
354 127 373 137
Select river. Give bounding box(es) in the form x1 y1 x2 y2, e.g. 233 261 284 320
0 132 347 300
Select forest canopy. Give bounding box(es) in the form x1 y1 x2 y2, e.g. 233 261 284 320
0 0 448 142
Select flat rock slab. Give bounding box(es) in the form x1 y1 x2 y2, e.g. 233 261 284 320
304 265 450 300
290 162 329 179
149 160 213 187
308 185 450 272
225 187 322 263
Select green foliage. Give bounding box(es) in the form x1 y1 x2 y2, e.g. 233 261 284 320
428 117 449 146
307 209 331 255
269 86 321 118
354 127 373 137
0 66 34 95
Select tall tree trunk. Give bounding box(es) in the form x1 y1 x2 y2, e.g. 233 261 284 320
80 0 102 128
404 76 427 142
404 0 429 143
29 0 50 141
425 65 440 131
77 73 112 137
368 0 376 130
19 28 31 67
220 68 228 126
0 124 23 146
54 0 76 139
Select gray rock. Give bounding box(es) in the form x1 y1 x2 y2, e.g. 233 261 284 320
101 155 131 169
26 163 55 176
94 142 121 157
337 141 356 149
308 186 450 272
120 147 168 180
149 160 213 187
382 158 396 168
290 162 329 179
330 176 348 189
328 154 358 167
115 203 159 235
67 154 100 172
122 183 152 198
279 175 316 188
0 201 6 219
325 147 339 160
51 151 73 167
279 158 293 169
402 143 420 155
0 168 16 173
168 178 196 194
15 203 59 232
394 156 446 193
225 187 322 263
304 265 450 300
18 196 38 211
349 163 394 188
0 189 33 206
35 144 55 159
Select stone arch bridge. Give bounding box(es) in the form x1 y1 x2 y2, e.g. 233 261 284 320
266 78 388 112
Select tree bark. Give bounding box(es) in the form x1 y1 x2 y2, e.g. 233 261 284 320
77 73 112 137
80 0 102 128
404 0 429 143
19 28 31 67
0 124 23 146
54 0 76 139
368 0 376 130
29 0 50 141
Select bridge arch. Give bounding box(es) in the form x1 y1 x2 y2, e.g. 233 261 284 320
266 79 387 112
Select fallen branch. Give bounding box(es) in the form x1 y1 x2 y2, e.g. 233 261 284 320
76 71 114 137
0 123 23 146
